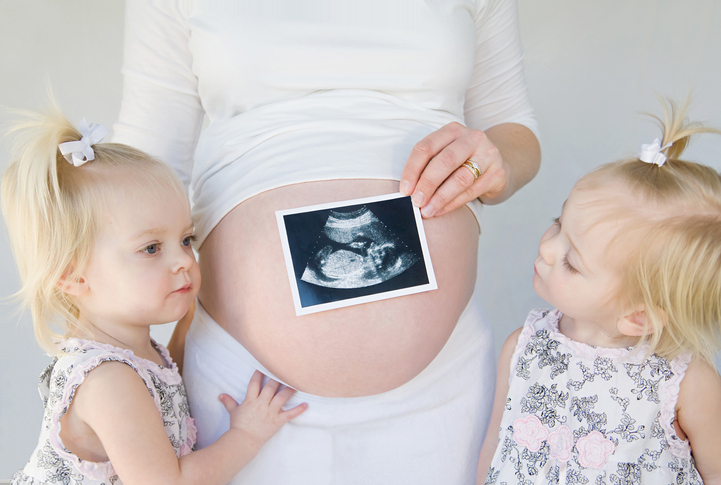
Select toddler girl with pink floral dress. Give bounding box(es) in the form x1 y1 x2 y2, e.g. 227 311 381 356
477 100 721 484
4 105 306 484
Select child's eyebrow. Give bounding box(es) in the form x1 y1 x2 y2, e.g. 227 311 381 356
130 223 194 241
129 227 166 241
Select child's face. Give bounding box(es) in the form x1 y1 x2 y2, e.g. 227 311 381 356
78 184 200 330
533 184 634 338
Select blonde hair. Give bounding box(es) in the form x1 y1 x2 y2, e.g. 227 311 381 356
578 98 721 364
1 104 186 355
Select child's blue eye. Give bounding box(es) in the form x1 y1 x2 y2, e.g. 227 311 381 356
143 244 159 254
182 235 195 247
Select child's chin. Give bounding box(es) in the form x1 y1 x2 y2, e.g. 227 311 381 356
166 304 192 323
531 275 545 299
532 282 555 309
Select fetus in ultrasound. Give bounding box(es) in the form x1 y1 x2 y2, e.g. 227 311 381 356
300 206 419 289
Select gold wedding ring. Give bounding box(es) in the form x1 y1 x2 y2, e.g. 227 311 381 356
462 160 482 181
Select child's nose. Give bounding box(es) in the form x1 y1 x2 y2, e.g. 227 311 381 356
173 246 196 273
538 231 557 265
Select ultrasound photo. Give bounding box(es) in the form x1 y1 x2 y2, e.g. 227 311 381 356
276 193 437 315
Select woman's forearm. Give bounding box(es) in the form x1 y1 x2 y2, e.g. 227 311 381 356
482 123 541 205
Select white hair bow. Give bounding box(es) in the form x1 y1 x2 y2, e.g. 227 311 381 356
639 138 672 167
58 118 109 167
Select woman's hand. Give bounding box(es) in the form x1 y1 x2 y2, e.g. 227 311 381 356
400 122 540 218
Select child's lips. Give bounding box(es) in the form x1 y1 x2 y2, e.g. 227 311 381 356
173 284 193 294
533 260 543 278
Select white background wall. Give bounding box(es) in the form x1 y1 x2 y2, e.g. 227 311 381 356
1 0 720 477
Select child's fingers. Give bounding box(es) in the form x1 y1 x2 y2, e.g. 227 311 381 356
271 386 307 422
218 393 239 413
259 378 281 400
280 402 308 422
270 386 297 410
246 370 264 397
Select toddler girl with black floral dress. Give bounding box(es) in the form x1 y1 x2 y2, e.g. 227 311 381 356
3 105 306 485
477 100 721 485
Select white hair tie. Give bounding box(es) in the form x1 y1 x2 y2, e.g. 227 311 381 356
58 118 109 167
639 138 673 167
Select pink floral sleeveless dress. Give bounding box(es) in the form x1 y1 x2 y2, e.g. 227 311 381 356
485 308 702 485
12 338 196 485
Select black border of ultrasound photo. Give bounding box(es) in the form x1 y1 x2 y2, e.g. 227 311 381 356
276 193 437 316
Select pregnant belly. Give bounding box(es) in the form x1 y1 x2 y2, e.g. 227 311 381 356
198 179 479 397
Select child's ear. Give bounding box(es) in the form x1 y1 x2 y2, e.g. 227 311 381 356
617 307 666 337
57 271 88 297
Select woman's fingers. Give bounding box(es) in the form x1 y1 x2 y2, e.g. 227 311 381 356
400 122 508 217
432 156 510 217
400 122 468 199
419 160 480 218
413 139 478 213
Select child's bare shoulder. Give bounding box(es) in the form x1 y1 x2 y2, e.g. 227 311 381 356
676 357 721 483
678 357 721 404
503 327 524 350
76 360 150 401
498 327 524 367
676 356 721 433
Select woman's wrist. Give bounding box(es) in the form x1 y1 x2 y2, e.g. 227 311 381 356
482 123 541 205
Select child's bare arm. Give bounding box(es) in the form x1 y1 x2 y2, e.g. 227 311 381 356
676 357 721 484
477 327 522 484
74 364 306 485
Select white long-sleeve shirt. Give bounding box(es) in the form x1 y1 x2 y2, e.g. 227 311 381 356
114 0 538 243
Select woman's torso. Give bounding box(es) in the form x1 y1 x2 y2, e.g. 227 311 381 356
116 0 535 396
187 1 490 397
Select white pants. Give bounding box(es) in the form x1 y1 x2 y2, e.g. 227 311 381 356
183 286 496 485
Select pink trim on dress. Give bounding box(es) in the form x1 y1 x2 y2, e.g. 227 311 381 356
70 338 183 384
541 310 649 363
180 417 198 457
660 352 693 459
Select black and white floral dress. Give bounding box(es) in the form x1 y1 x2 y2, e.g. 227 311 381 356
12 338 197 485
485 308 702 485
